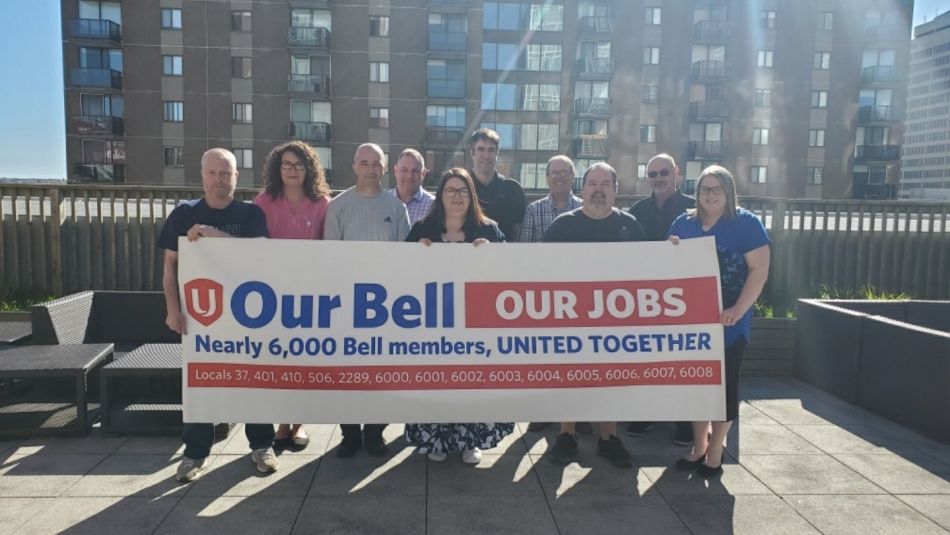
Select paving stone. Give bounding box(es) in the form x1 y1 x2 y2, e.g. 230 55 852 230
111 436 187 455
428 495 556 535
549 493 689 534
427 452 543 497
785 424 922 455
531 452 651 498
17 496 179 535
831 452 950 494
665 494 820 535
186 454 319 497
747 399 847 426
785 494 948 535
323 423 413 455
11 433 128 456
736 402 780 425
739 454 885 495
897 495 950 530
308 445 425 497
726 424 824 456
293 495 424 535
0 497 54 533
63 454 188 497
0 454 106 497
155 496 302 535
639 456 772 495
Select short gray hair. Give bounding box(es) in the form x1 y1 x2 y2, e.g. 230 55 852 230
354 143 387 167
647 153 676 169
582 162 617 186
201 148 237 170
396 148 425 167
545 155 575 176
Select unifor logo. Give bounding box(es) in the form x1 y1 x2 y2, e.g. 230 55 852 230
184 278 224 326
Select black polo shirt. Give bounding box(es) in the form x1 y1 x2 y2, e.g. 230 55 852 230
472 171 527 240
543 208 646 243
628 191 696 241
157 198 268 251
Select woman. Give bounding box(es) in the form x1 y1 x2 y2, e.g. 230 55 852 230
254 140 331 448
669 165 771 478
404 168 511 464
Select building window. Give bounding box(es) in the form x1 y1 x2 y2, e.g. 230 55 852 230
232 103 252 124
162 55 182 76
809 129 826 147
484 3 564 31
234 149 253 169
81 93 123 117
640 124 656 143
754 88 771 107
813 52 831 70
526 44 562 71
291 8 331 29
642 84 659 104
163 101 183 122
427 59 466 98
427 105 465 128
163 147 184 168
370 107 389 128
370 62 389 82
811 90 828 108
643 47 660 65
231 11 251 32
161 8 181 29
750 166 767 183
232 57 252 78
370 16 390 37
637 163 647 181
480 122 515 150
517 124 559 150
645 7 661 25
757 50 773 67
761 10 776 29
753 127 769 145
807 167 823 185
519 163 546 189
482 83 559 111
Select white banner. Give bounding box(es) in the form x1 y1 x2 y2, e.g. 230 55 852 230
178 237 725 423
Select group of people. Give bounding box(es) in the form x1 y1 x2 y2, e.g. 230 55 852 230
158 127 771 483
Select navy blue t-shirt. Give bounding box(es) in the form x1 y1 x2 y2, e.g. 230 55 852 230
669 208 770 345
157 198 269 251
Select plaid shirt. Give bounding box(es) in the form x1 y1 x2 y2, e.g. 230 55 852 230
518 194 583 242
389 187 435 225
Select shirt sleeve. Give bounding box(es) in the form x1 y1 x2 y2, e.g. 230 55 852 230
513 182 528 222
157 205 184 251
738 211 771 254
542 218 564 243
323 199 343 240
518 203 538 242
668 213 688 239
245 204 270 238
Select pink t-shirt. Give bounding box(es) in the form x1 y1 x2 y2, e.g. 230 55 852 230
253 192 330 240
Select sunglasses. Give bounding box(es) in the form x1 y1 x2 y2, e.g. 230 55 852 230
647 169 671 178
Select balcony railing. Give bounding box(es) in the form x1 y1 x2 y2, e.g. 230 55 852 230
688 140 724 159
855 144 900 162
578 16 613 33
289 121 331 143
73 163 124 183
573 97 611 116
71 68 123 89
858 105 902 123
426 126 465 146
691 60 726 79
288 74 331 97
689 100 726 120
862 65 901 84
67 19 121 41
427 79 465 98
693 20 730 42
428 30 466 51
71 115 124 136
573 135 609 158
575 57 614 76
288 27 331 48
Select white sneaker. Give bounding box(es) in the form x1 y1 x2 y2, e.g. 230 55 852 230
176 456 210 482
427 451 448 462
462 448 482 465
251 447 279 473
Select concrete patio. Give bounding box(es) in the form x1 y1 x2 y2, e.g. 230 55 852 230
0 377 948 535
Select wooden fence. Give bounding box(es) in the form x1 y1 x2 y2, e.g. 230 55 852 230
2 184 948 314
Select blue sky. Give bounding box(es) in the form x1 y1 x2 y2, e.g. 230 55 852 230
0 0 947 180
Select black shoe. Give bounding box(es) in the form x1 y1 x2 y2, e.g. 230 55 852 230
575 422 594 435
625 422 654 437
550 433 579 465
597 435 633 469
364 436 390 457
673 424 694 446
675 455 706 471
527 422 551 432
697 462 724 478
336 438 361 458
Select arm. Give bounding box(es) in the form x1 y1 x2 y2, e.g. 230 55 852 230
721 244 771 326
323 201 342 240
396 203 411 241
518 204 537 242
162 249 185 334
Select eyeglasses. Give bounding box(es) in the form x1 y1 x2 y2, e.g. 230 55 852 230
548 170 574 180
443 187 471 198
647 169 671 178
698 186 726 196
280 161 306 171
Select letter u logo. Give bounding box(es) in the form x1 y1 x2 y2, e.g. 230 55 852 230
184 278 225 326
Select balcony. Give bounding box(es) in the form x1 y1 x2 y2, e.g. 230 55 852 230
427 79 465 99
858 105 903 123
67 19 121 42
288 74 331 98
573 135 609 158
289 121 331 144
573 97 611 116
426 126 465 146
693 20 730 43
689 100 726 120
73 163 124 183
575 57 614 78
691 60 726 79
71 115 124 136
862 65 901 84
855 144 900 162
578 16 613 34
688 140 724 159
428 31 466 51
70 68 122 89
288 27 331 48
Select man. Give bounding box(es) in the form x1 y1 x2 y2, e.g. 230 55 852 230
543 162 646 468
627 153 697 446
159 148 278 483
388 148 434 225
468 128 527 240
324 143 411 457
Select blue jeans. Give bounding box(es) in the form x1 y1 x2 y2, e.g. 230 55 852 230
182 423 275 460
